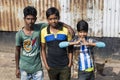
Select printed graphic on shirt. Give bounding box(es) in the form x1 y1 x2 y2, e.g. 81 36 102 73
23 39 32 52
23 37 37 56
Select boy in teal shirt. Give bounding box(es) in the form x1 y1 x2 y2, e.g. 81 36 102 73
15 6 47 80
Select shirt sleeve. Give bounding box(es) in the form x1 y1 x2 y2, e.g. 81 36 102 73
36 23 48 30
41 28 46 43
67 30 72 41
15 31 22 46
41 23 48 29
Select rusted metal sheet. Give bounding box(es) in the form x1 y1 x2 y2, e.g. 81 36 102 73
0 0 120 37
0 0 60 31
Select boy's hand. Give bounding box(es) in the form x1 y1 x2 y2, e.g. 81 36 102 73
45 65 50 70
74 40 81 45
74 38 82 45
15 69 20 78
81 38 90 46
68 65 71 68
68 63 72 68
82 38 96 46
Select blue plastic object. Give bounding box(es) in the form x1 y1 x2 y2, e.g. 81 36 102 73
59 41 69 48
96 42 106 48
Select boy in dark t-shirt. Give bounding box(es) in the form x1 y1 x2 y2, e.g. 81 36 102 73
41 7 73 80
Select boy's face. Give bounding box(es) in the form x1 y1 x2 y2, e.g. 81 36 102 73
47 14 59 28
24 15 36 27
78 31 88 38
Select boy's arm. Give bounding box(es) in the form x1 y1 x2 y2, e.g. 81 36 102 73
60 22 75 38
80 38 106 47
68 46 73 67
59 40 106 48
41 43 50 70
84 41 106 47
15 46 21 78
41 23 48 29
59 39 81 48
40 28 50 70
15 31 22 78
59 36 82 48
68 53 73 67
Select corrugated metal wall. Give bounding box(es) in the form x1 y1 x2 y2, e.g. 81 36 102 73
0 0 120 37
103 0 120 37
0 0 60 31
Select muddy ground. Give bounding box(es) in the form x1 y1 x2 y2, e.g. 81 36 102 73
0 52 120 80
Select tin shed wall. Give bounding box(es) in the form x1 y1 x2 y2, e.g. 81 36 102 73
0 0 60 31
0 0 120 37
103 0 120 37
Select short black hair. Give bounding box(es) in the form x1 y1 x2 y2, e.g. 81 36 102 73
46 7 60 19
77 20 88 32
23 6 37 17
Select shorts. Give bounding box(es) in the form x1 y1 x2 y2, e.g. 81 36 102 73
48 66 71 80
20 70 43 80
78 71 94 80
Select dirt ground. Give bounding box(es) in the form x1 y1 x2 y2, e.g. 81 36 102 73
0 52 120 80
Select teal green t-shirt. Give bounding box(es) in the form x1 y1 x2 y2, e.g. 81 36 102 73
15 23 47 73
